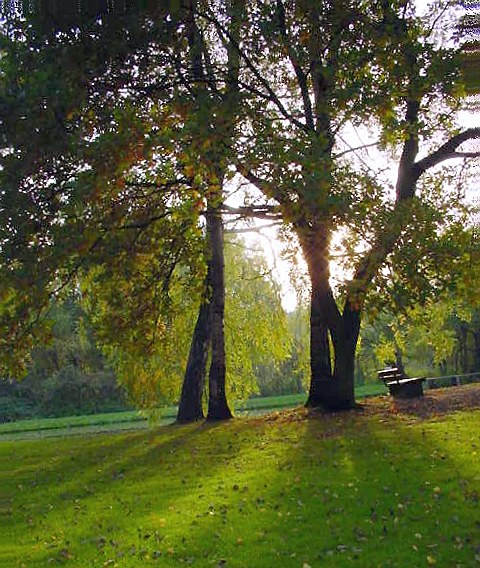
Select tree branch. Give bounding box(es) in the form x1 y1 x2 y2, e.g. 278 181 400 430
234 161 287 205
276 0 315 130
221 203 281 221
452 152 480 158
333 141 380 160
225 221 282 234
117 212 172 230
197 6 308 133
415 127 480 174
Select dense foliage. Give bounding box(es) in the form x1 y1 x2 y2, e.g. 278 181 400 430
0 240 294 421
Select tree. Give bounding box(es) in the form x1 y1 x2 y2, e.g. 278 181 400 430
0 3 202 374
356 221 480 382
179 0 248 421
84 236 291 413
223 0 480 408
0 0 264 422
0 296 127 421
255 307 309 397
1 1 479 416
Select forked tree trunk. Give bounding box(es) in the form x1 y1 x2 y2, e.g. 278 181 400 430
206 206 232 421
178 0 241 422
176 265 212 423
302 228 358 410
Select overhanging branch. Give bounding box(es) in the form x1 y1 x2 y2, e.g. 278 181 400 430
197 6 308 133
225 221 282 234
234 161 292 209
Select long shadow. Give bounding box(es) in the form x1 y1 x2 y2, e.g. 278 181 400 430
152 397 478 567
0 417 272 565
289 397 480 566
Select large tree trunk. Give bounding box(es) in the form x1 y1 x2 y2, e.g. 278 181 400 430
302 227 358 410
206 205 232 421
305 283 333 407
176 265 212 423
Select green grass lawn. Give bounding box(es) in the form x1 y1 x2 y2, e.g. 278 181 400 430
0 401 478 567
239 384 387 413
0 384 388 439
0 410 147 435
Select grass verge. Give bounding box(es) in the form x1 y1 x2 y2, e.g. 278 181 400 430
0 400 478 567
0 384 388 439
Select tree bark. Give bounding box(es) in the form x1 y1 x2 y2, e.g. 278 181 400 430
305 281 333 407
302 227 331 406
331 300 359 409
206 206 232 421
301 226 356 410
176 265 212 423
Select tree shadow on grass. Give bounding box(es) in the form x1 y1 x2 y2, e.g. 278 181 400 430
289 392 480 567
1 393 479 567
0 418 275 566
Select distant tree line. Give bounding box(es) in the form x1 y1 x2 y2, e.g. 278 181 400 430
0 297 128 422
2 284 479 422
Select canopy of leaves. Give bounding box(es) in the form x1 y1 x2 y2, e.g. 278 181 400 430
0 0 478 385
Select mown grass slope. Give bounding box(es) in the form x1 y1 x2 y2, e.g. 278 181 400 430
0 394 478 567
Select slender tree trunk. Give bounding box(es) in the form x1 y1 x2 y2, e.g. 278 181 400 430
178 0 243 423
176 265 212 423
204 0 244 421
206 205 232 421
458 324 468 374
473 330 480 373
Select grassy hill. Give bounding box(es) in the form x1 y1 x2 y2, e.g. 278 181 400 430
0 387 479 567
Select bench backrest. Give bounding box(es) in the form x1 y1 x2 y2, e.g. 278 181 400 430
378 367 404 383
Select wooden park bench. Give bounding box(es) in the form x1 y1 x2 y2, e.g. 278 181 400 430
378 367 426 399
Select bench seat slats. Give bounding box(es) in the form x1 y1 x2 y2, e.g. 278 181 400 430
378 367 425 398
385 377 423 386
